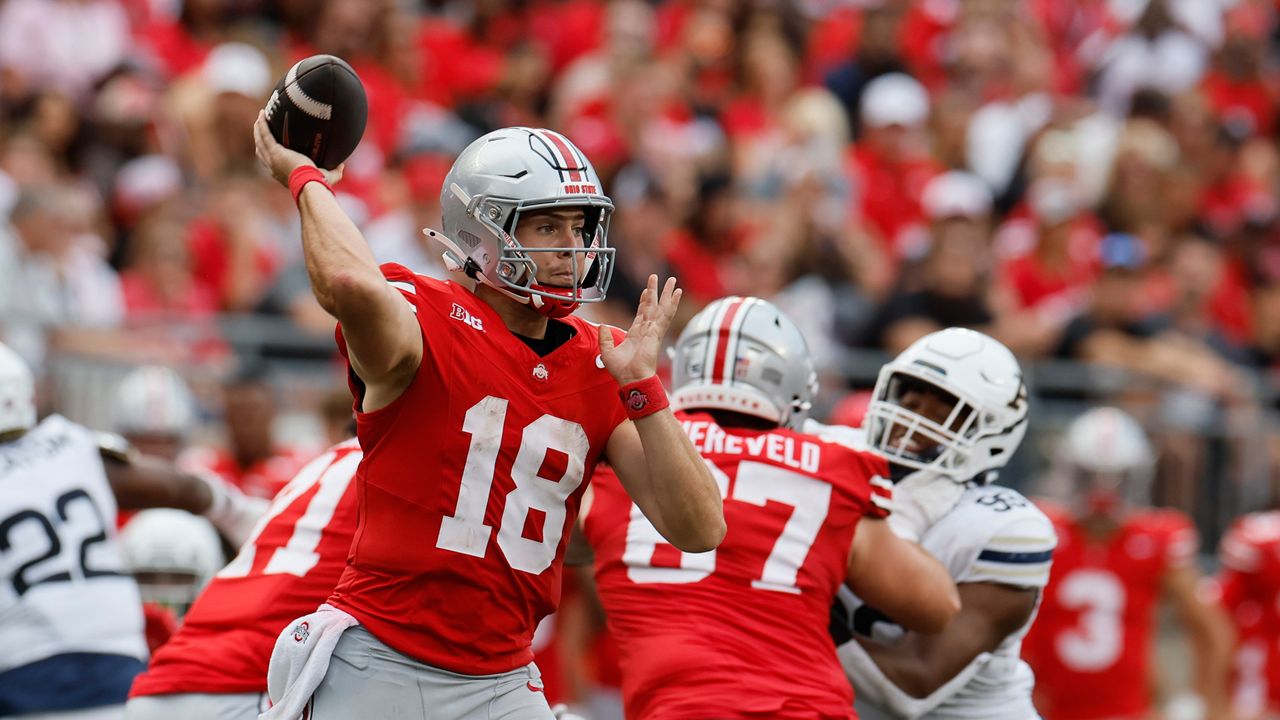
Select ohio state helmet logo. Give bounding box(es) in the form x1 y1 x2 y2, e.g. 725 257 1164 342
626 389 649 412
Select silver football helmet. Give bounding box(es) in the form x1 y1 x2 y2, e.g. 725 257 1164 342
424 127 615 318
1054 406 1154 515
0 341 35 435
865 328 1028 481
114 365 196 439
671 297 818 430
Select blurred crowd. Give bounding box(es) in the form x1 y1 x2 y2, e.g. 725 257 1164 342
4 0 1280 496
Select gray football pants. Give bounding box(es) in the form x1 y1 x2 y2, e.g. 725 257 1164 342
307 626 556 720
124 692 267 720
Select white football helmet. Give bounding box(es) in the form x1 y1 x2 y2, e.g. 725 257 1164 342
1055 406 1155 514
865 328 1028 481
0 341 35 435
114 365 197 438
120 509 224 617
671 296 818 430
424 127 615 319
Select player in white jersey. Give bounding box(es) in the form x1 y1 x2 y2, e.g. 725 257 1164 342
819 328 1057 720
0 343 263 719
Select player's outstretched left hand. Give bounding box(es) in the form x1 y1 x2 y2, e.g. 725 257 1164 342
600 275 681 387
253 111 344 188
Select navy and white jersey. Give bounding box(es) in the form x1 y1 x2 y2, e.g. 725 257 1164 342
837 483 1057 719
0 415 147 713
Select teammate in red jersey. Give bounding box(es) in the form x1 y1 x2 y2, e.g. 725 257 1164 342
124 440 361 719
1021 407 1234 720
582 296 960 720
253 118 723 719
1216 510 1280 719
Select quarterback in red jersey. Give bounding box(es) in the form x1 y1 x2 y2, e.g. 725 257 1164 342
124 440 361 719
1216 510 1280 719
582 296 960 720
1021 407 1234 720
253 117 723 720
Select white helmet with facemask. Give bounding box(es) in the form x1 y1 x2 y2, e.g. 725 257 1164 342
425 127 615 319
670 296 818 430
0 341 35 436
120 509 223 618
865 328 1028 481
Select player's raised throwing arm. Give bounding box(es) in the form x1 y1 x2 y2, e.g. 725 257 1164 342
253 112 422 410
604 277 726 553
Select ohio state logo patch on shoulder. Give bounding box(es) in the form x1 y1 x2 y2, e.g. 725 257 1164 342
626 388 649 412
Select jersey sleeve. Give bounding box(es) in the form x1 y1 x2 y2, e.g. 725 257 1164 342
960 504 1057 589
1153 511 1199 570
830 445 892 520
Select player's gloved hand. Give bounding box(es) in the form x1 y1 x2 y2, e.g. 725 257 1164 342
550 704 588 720
196 469 269 548
599 275 681 386
253 111 344 188
886 470 965 543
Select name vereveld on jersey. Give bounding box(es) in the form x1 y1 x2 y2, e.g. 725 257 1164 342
681 419 821 474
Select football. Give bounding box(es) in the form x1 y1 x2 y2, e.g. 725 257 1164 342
264 55 367 170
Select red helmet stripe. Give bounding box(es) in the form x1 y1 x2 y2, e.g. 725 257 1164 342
539 130 584 182
710 297 748 383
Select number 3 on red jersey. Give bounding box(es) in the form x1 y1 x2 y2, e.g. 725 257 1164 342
436 396 589 575
625 461 832 594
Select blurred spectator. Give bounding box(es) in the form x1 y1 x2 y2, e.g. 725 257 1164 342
113 364 198 461
186 173 283 312
1056 232 1240 398
1092 0 1213 117
185 363 307 500
0 0 131 102
0 184 123 367
823 4 909 135
848 72 938 260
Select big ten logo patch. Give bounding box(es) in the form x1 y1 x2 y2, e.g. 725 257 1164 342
450 303 484 332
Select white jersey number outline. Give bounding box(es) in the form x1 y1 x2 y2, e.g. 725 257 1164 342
437 396 589 575
1054 568 1126 671
624 460 832 594
217 449 361 579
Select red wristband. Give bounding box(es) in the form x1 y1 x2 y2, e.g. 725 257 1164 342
289 165 331 205
619 376 669 421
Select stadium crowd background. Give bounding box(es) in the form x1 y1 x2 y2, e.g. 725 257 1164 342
0 0 1278 700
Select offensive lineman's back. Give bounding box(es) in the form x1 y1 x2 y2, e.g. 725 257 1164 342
585 410 893 719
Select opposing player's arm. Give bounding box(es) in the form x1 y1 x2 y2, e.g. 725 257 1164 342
846 518 960 633
101 442 266 546
253 113 421 409
601 276 725 553
854 581 1038 702
1164 562 1235 720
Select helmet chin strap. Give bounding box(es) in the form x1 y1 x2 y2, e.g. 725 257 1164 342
424 226 580 318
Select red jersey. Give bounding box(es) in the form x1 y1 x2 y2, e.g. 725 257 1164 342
327 265 628 675
130 440 362 697
1216 511 1280 716
1022 504 1198 720
582 410 892 720
182 445 310 500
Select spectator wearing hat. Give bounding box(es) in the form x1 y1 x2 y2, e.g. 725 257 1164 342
847 72 940 260
1056 232 1241 398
